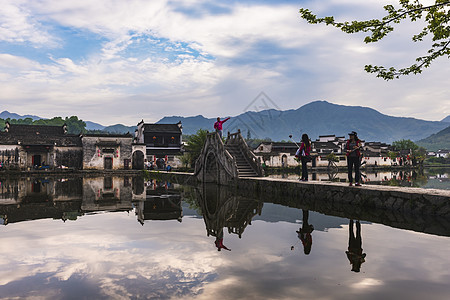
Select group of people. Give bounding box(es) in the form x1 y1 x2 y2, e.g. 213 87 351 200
294 131 363 185
214 116 363 185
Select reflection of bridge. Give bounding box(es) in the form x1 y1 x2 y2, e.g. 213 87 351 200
196 183 263 239
195 130 264 185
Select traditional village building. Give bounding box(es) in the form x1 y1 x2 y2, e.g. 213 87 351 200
436 149 450 158
254 134 399 168
134 121 183 168
0 122 82 170
81 134 135 170
0 122 142 170
361 142 394 166
253 142 299 167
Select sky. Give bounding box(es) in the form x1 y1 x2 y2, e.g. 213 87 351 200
0 0 448 126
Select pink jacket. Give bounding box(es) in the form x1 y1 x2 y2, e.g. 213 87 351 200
214 117 230 130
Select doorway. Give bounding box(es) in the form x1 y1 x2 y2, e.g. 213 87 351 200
104 157 113 169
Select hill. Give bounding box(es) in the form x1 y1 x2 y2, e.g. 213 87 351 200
0 111 42 121
102 124 136 134
441 115 450 123
158 101 448 143
416 125 450 151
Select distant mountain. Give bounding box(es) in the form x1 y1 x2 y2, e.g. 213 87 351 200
441 115 450 123
85 121 105 131
0 111 42 121
158 101 449 143
157 115 212 135
416 125 450 151
102 124 136 134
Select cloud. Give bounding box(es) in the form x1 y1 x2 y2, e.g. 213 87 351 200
0 0 448 125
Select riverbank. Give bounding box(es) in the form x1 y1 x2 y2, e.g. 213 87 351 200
146 170 450 219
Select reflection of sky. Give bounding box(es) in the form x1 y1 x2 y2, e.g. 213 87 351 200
0 210 450 299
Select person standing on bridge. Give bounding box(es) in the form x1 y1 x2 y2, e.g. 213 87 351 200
346 131 362 186
295 133 311 181
214 117 230 138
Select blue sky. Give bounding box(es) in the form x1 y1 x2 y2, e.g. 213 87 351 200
0 0 448 126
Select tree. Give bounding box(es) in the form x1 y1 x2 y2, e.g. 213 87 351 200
184 129 209 166
392 139 419 151
299 1 450 80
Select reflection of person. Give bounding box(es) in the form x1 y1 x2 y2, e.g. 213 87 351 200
346 131 362 186
346 220 366 272
296 210 314 255
214 229 231 251
295 134 311 182
213 117 230 138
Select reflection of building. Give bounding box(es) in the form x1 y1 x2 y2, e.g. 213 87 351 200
133 179 183 225
81 177 133 212
0 177 83 225
134 121 183 168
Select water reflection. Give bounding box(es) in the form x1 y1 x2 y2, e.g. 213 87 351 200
295 210 314 255
346 220 367 273
0 177 450 299
195 184 263 251
268 167 450 189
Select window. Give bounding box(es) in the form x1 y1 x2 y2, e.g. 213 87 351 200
102 148 115 154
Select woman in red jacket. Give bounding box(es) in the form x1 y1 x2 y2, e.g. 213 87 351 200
295 133 311 181
214 117 230 138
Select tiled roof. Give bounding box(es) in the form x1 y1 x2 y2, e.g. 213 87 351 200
7 124 65 135
144 124 182 133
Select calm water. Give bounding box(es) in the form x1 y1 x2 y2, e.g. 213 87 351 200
269 167 450 190
0 176 449 300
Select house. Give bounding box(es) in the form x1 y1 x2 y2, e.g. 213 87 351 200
253 142 298 167
436 149 450 158
81 134 134 170
134 121 183 168
0 122 142 170
0 122 82 170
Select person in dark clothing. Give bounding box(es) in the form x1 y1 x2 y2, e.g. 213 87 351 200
346 131 362 186
296 210 314 255
295 134 311 181
346 219 366 272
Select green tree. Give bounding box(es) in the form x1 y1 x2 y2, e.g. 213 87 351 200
185 129 209 166
299 1 450 79
392 139 419 151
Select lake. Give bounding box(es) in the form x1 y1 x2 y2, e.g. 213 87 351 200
0 175 449 300
268 167 450 190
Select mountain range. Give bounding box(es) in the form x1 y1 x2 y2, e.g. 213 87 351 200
1 101 449 145
158 101 449 143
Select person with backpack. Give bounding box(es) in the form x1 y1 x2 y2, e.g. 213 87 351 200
346 131 362 186
295 133 311 181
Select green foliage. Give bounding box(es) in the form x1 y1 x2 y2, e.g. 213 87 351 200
392 139 419 151
416 125 450 151
299 1 450 79
0 116 86 134
326 153 339 162
184 129 209 166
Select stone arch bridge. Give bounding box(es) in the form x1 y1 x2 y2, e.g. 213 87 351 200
194 130 264 185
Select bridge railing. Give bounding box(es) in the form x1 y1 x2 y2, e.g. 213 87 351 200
226 130 264 177
194 131 239 183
